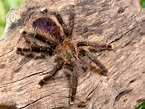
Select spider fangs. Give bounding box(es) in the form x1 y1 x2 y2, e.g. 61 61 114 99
16 5 113 105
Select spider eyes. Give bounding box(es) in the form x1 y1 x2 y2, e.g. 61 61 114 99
33 18 57 32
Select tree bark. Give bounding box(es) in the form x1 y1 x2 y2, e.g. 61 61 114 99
0 0 145 109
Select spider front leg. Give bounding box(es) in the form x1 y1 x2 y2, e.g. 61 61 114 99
16 30 54 58
77 41 113 52
16 44 53 59
16 48 43 59
38 57 64 88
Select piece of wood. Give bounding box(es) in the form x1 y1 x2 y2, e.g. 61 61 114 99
0 0 145 109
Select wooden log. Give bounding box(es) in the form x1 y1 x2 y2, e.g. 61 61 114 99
0 0 145 109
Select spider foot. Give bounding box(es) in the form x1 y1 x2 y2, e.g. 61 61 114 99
37 80 45 89
70 101 74 105
89 65 102 74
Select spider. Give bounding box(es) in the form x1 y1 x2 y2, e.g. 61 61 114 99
15 4 113 105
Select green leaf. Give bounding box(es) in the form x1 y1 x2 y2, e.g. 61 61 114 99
2 0 11 13
7 0 17 9
136 102 145 109
140 0 145 8
0 0 6 26
17 0 25 6
0 26 4 37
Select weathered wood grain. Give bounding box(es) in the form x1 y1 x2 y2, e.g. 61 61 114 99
0 0 145 109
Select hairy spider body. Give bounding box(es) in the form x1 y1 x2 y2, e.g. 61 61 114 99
56 40 77 61
16 5 113 105
33 17 65 46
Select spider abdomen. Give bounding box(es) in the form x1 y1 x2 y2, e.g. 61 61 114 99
33 17 65 46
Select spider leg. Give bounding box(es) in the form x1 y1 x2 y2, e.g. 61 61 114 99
18 30 33 46
68 4 75 36
54 4 75 37
16 48 44 59
77 41 113 75
54 13 69 36
20 30 55 48
16 30 54 57
16 45 51 52
77 41 113 52
16 44 53 58
86 52 108 76
64 63 78 104
78 49 108 76
70 68 78 104
38 57 64 88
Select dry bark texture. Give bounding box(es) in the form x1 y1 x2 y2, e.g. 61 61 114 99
0 0 145 109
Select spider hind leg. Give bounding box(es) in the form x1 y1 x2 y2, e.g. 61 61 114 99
87 52 108 76
54 4 75 37
64 64 78 105
38 57 64 88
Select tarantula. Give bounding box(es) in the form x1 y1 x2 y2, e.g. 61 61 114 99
15 4 112 105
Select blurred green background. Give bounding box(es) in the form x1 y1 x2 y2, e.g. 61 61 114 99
0 0 145 109
0 0 25 37
136 102 145 109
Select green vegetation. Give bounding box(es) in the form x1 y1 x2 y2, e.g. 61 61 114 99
0 0 25 37
136 102 145 109
140 0 145 8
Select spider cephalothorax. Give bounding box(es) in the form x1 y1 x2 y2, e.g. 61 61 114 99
16 5 113 105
